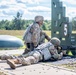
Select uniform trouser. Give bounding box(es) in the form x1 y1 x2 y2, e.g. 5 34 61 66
17 51 43 65
0 54 16 60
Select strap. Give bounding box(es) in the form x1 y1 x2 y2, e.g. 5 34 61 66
36 50 44 61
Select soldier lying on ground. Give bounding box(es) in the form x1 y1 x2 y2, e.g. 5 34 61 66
6 37 64 69
23 15 51 54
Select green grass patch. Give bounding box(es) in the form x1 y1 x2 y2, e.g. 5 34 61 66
0 30 51 39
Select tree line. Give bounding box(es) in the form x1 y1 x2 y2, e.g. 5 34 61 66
0 12 51 30
0 12 76 31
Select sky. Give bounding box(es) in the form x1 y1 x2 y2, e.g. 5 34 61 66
0 0 76 21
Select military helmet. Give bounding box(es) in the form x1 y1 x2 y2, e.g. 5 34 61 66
51 37 61 46
35 16 44 22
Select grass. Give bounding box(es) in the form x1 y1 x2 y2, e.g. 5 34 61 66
0 30 24 40
0 30 51 39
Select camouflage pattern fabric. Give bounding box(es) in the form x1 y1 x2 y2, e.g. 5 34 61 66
18 51 42 65
23 31 51 54
23 22 40 47
37 42 63 60
0 54 16 60
18 42 63 65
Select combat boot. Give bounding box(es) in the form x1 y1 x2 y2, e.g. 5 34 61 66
7 59 20 69
7 59 16 69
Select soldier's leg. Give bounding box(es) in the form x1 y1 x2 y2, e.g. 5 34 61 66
20 51 42 66
7 57 25 69
7 57 35 69
23 43 34 54
7 58 20 69
7 51 42 69
0 54 16 60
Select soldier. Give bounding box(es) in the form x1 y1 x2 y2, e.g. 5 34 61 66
7 37 63 69
23 15 51 54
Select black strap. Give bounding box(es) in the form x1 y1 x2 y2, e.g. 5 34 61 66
26 43 34 51
37 50 44 61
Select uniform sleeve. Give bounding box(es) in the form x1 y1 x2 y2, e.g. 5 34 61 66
40 30 51 41
31 24 40 47
44 32 51 41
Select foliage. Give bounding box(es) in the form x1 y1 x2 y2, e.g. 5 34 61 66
42 20 51 30
0 12 51 30
12 12 23 30
0 11 76 31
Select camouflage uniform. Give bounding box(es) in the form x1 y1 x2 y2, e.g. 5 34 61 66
23 16 44 52
7 37 63 69
23 16 51 54
18 42 63 65
0 54 16 60
23 22 41 51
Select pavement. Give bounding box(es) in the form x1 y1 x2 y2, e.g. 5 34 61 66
0 49 76 75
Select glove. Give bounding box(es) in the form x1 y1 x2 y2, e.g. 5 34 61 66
56 46 62 53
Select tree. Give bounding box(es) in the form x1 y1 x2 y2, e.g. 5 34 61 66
12 12 23 30
42 20 51 30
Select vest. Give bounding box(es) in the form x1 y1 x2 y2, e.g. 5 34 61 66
36 42 54 61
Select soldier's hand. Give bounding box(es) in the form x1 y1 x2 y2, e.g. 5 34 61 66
62 50 67 55
33 42 37 47
57 46 62 50
56 46 62 53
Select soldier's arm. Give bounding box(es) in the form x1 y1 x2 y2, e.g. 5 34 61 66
45 33 51 41
51 48 63 60
42 32 51 41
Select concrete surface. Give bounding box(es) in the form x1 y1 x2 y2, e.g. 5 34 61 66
0 49 76 75
0 49 24 55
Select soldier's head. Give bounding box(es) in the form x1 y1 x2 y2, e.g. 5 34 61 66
51 37 61 46
35 16 44 26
